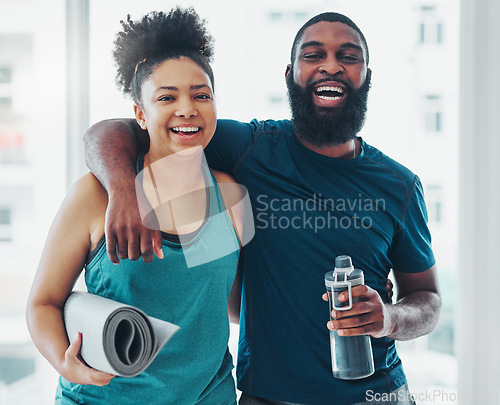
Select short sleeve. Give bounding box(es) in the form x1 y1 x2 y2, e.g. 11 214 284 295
204 119 258 174
390 176 436 273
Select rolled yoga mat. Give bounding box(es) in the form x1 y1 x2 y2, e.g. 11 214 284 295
63 291 180 377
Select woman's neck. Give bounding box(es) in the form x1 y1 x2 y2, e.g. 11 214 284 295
141 146 209 234
143 146 206 198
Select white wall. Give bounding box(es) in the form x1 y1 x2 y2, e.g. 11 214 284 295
458 0 500 403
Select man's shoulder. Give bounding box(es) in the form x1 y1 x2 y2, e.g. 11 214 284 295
255 119 293 133
206 119 292 172
216 118 292 136
362 141 419 194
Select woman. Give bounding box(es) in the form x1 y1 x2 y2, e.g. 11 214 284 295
26 8 243 405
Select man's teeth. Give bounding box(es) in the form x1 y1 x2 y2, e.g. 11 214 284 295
317 95 342 100
315 85 344 93
171 127 200 133
315 86 344 101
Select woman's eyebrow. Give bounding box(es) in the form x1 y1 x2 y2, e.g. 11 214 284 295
190 84 210 90
154 83 210 92
155 85 178 92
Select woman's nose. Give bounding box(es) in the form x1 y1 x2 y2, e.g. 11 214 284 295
175 98 198 117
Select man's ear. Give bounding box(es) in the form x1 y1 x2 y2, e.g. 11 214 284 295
134 104 147 130
285 64 292 80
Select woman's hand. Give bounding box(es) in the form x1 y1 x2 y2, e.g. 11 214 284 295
61 332 115 386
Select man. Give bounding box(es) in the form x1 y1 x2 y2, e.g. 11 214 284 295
84 12 440 405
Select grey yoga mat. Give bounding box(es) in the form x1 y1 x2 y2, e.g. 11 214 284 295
63 291 180 377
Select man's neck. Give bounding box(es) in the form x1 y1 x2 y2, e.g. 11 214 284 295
297 136 359 159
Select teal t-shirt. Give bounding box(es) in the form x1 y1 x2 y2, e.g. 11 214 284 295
56 166 240 405
205 119 435 405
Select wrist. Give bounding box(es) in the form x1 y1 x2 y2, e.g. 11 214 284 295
107 176 136 197
53 351 70 378
383 303 399 338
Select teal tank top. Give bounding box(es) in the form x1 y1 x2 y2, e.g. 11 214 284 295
56 162 240 405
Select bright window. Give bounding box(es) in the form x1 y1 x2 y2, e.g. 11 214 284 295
425 185 443 223
424 94 443 133
419 6 444 44
0 67 12 83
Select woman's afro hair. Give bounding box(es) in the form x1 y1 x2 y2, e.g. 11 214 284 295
113 7 214 102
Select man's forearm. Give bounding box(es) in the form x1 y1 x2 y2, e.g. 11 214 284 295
83 118 145 192
386 290 441 341
83 118 162 263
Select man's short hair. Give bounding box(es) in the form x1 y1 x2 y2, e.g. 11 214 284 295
290 12 369 66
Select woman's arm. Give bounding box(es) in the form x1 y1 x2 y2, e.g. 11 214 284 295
83 118 163 264
228 265 242 324
212 170 253 324
26 173 115 386
212 170 252 247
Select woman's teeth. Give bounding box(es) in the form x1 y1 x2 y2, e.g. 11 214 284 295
171 126 200 134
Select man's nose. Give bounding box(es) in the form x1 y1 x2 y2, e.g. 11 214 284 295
319 56 344 76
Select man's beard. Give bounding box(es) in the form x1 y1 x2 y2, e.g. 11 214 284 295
286 71 371 148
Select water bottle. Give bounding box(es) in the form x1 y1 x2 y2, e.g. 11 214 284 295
324 255 375 379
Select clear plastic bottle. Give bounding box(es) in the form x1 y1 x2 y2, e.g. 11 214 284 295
324 255 375 379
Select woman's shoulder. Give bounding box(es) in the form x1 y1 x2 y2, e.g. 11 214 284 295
211 169 237 185
211 169 242 211
67 172 108 210
63 172 107 243
210 169 248 244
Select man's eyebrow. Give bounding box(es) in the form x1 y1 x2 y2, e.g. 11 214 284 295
339 42 364 53
300 40 324 50
300 41 364 54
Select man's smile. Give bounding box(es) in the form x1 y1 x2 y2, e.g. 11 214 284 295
314 85 345 101
312 81 347 107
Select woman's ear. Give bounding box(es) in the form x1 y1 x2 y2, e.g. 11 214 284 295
134 104 147 130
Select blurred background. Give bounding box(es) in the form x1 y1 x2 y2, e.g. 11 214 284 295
0 0 497 404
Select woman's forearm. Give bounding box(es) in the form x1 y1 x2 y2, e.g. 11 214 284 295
27 302 115 385
26 302 70 374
